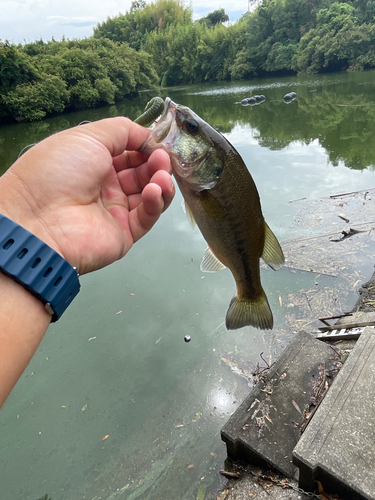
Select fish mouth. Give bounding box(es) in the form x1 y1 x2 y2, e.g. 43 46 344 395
140 97 177 154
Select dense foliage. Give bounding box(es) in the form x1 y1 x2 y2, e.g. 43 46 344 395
1 0 375 122
0 37 157 121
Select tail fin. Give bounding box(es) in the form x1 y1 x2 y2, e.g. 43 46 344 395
225 290 273 330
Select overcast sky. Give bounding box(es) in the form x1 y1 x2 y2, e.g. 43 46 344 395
0 0 248 45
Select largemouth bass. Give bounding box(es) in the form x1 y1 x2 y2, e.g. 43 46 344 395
141 98 284 330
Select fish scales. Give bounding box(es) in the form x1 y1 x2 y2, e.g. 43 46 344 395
175 146 267 321
141 98 284 330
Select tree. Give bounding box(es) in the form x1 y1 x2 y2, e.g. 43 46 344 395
0 42 39 90
292 2 362 73
199 9 229 27
264 42 298 72
130 0 147 12
93 0 193 49
2 75 69 120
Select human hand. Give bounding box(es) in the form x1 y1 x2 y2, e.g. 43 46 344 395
0 117 174 275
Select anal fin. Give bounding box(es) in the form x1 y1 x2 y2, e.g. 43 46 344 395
200 247 227 272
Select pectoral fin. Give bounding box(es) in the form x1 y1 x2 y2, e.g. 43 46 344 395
181 198 195 228
200 247 227 272
261 222 284 270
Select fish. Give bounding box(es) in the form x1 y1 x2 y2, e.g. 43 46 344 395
141 98 284 330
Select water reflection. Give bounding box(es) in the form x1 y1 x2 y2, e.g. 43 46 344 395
206 383 239 418
2 70 375 173
2 71 375 500
165 70 375 170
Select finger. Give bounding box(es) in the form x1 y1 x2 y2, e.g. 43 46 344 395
129 172 175 242
146 149 172 176
76 117 151 158
117 163 151 196
127 170 175 212
117 149 172 196
129 184 164 242
112 151 150 173
150 169 175 212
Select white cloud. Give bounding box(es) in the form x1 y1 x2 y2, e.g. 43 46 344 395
46 15 98 26
0 0 248 44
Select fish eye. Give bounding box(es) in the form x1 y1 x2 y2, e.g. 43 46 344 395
184 119 199 135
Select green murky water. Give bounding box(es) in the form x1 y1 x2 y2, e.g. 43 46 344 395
1 70 375 500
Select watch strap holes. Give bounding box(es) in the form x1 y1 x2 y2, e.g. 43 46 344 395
43 267 53 278
31 258 41 269
17 248 28 259
54 276 62 287
2 239 14 250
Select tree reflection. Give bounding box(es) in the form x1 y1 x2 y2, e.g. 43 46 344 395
164 73 375 171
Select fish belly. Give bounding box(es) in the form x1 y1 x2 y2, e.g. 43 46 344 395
175 170 273 330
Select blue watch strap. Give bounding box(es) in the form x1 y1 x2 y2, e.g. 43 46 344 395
0 214 80 322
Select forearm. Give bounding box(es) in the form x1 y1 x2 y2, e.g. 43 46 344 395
0 118 173 408
0 271 51 408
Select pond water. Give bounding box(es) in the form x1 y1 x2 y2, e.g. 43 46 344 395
1 70 375 500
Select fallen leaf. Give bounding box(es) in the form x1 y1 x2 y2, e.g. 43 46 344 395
155 337 162 345
130 293 135 296
220 356 237 367
315 480 338 499
292 400 302 415
102 435 109 441
188 464 195 468
81 404 87 412
216 490 229 500
175 424 184 428
219 470 241 479
116 311 122 315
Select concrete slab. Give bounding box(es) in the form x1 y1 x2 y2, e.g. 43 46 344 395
220 467 312 499
293 327 375 499
221 331 338 478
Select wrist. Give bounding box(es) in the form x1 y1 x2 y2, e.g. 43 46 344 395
0 213 80 322
0 172 64 259
0 270 52 322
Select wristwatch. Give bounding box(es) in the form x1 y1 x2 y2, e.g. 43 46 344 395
0 214 80 322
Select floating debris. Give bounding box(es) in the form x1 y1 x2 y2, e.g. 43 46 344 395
219 470 241 479
330 227 364 242
184 335 191 343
